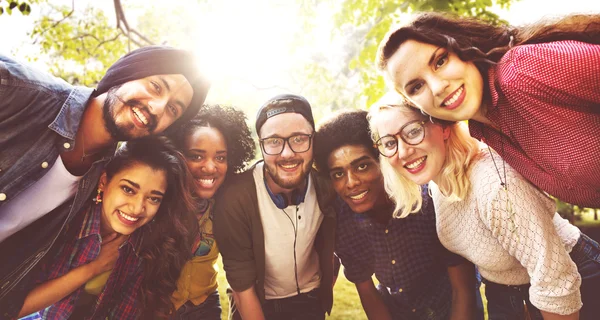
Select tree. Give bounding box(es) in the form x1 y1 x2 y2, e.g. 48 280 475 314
0 0 37 16
294 0 517 111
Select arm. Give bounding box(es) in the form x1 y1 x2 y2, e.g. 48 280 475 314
355 279 392 320
232 286 266 320
17 234 125 317
447 262 476 320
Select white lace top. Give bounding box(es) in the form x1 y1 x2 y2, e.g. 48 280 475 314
431 149 582 315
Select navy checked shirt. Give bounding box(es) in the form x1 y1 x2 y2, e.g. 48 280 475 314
335 187 466 320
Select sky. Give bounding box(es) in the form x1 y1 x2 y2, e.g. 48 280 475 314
0 0 599 107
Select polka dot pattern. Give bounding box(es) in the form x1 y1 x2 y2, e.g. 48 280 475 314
468 40 600 208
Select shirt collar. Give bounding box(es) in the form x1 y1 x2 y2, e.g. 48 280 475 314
48 86 95 141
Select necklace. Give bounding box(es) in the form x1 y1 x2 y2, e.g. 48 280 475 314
80 134 97 162
480 124 507 190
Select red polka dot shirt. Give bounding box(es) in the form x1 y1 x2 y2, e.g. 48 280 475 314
469 40 600 208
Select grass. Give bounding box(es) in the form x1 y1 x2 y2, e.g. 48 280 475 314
215 256 366 319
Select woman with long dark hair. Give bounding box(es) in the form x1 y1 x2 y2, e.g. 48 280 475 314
17 136 198 319
168 104 255 320
376 12 600 208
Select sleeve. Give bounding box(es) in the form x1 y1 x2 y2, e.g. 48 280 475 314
334 199 374 284
498 41 600 110
213 181 258 292
478 164 582 315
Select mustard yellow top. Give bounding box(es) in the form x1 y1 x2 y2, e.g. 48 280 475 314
172 200 219 310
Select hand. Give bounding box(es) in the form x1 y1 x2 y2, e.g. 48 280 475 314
89 234 128 275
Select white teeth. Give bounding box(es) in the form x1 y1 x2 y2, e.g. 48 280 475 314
443 86 463 106
197 178 215 187
132 107 148 125
280 163 299 169
349 190 368 200
118 210 139 222
405 157 426 169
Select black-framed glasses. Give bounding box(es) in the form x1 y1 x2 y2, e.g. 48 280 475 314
374 120 426 158
260 133 313 155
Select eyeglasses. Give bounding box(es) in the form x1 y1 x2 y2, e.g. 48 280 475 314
260 133 313 155
374 120 426 158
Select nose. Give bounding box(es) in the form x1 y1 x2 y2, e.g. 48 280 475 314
279 140 295 158
129 194 146 215
429 75 449 98
147 96 169 117
396 139 414 160
346 171 361 189
201 159 217 173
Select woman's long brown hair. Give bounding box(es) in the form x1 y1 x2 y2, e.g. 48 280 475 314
105 136 198 319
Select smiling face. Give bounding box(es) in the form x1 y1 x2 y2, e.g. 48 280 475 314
327 145 386 213
385 39 484 122
103 74 194 140
98 162 168 236
259 113 314 193
373 107 449 186
183 126 228 199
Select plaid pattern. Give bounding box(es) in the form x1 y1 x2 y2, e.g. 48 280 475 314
35 204 144 320
335 186 465 319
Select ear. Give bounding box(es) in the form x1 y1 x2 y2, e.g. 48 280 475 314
442 126 451 140
98 172 108 191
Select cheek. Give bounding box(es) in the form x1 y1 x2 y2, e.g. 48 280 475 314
332 180 345 195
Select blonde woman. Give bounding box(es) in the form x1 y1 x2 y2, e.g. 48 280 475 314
367 93 600 320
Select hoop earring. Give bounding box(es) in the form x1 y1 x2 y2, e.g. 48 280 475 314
93 188 103 204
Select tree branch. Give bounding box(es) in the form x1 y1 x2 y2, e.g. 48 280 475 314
113 0 154 46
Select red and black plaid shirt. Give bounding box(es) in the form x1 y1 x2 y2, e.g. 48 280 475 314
34 204 144 319
469 40 600 208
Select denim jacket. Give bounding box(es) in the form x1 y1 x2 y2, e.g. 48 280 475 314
0 54 115 317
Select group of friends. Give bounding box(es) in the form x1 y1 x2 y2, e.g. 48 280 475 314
0 11 599 320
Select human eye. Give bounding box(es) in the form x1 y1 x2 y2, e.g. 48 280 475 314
148 196 163 204
216 155 227 162
187 154 203 161
168 104 178 116
266 138 282 146
408 82 424 95
150 81 161 93
383 138 397 150
330 171 344 180
357 163 369 171
434 52 449 70
121 185 134 194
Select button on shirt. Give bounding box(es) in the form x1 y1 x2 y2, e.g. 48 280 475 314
334 187 465 319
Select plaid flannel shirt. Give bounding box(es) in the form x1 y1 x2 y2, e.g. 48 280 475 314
335 186 466 319
34 204 144 320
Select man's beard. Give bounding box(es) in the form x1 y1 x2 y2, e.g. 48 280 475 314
102 85 157 140
264 159 311 190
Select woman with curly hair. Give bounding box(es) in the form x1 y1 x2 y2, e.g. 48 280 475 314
368 96 600 320
17 136 198 319
168 104 255 319
376 12 600 208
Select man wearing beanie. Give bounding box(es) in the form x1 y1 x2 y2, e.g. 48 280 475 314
0 46 209 317
214 94 336 319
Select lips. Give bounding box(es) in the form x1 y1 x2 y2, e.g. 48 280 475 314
404 156 427 174
441 85 465 110
131 106 150 128
117 210 140 226
278 161 301 172
195 177 216 188
348 190 369 203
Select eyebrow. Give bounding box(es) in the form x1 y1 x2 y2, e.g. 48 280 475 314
403 47 443 91
159 76 187 114
122 179 165 196
188 148 227 154
264 132 312 139
329 155 374 172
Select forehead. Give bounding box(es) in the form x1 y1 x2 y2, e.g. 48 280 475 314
328 145 376 169
113 162 168 192
375 107 423 136
186 126 227 150
259 113 313 137
386 39 439 86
